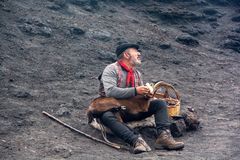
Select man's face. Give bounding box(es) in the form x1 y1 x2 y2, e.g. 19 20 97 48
126 48 141 66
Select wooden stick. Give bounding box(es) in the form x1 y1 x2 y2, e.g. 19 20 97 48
42 111 121 149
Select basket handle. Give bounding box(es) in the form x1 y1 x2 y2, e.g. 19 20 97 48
153 81 180 100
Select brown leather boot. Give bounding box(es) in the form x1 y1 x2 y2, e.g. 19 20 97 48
155 130 184 150
133 137 151 154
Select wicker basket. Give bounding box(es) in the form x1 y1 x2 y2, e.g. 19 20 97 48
167 98 180 117
153 81 181 117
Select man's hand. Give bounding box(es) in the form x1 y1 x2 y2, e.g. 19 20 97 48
136 86 151 95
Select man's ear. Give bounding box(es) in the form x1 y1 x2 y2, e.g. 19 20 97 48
124 52 130 59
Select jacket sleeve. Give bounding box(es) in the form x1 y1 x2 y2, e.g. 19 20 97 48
102 64 136 99
136 70 144 86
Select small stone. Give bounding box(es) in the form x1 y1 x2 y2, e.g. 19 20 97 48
52 145 72 158
75 72 85 79
0 120 13 135
69 27 85 36
12 108 34 119
131 19 139 24
84 5 93 12
108 8 117 13
14 91 31 98
40 26 52 37
172 60 181 65
82 89 90 95
210 22 220 29
56 107 71 117
207 17 217 22
158 43 171 49
18 24 37 35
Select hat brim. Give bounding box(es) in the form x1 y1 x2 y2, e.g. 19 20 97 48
116 43 140 57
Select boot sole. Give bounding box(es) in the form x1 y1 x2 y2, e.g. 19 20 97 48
155 144 184 150
133 149 147 154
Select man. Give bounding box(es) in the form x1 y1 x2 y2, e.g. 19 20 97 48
99 43 184 153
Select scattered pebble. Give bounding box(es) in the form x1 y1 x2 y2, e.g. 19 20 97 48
56 107 71 117
14 91 31 98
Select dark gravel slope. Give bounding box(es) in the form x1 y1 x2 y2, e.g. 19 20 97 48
0 0 239 159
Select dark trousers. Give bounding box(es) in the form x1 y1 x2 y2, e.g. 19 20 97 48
100 100 170 146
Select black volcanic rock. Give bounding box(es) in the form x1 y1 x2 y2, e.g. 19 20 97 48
69 27 85 36
227 35 240 42
210 22 220 29
18 17 52 37
86 29 112 42
233 27 240 33
208 0 240 6
158 42 171 49
207 17 218 22
97 50 117 61
69 0 88 5
47 0 68 11
223 39 240 53
208 0 228 5
148 9 204 24
201 7 224 23
231 15 240 22
202 8 219 15
180 25 206 37
69 0 100 11
176 34 199 47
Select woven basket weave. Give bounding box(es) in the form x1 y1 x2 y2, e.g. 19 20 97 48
153 81 181 117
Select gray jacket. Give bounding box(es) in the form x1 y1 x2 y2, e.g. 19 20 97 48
99 62 143 99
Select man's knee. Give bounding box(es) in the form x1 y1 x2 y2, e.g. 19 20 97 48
157 100 168 108
100 111 116 124
150 100 168 111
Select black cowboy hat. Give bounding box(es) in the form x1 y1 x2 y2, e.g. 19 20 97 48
115 43 140 57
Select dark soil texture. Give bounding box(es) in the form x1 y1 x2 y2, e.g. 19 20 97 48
0 0 240 160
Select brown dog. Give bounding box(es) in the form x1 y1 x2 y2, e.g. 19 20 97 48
87 95 151 123
86 81 176 124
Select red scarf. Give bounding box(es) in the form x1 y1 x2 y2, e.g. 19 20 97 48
118 60 135 87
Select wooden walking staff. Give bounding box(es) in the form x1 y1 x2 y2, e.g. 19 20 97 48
42 111 122 150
